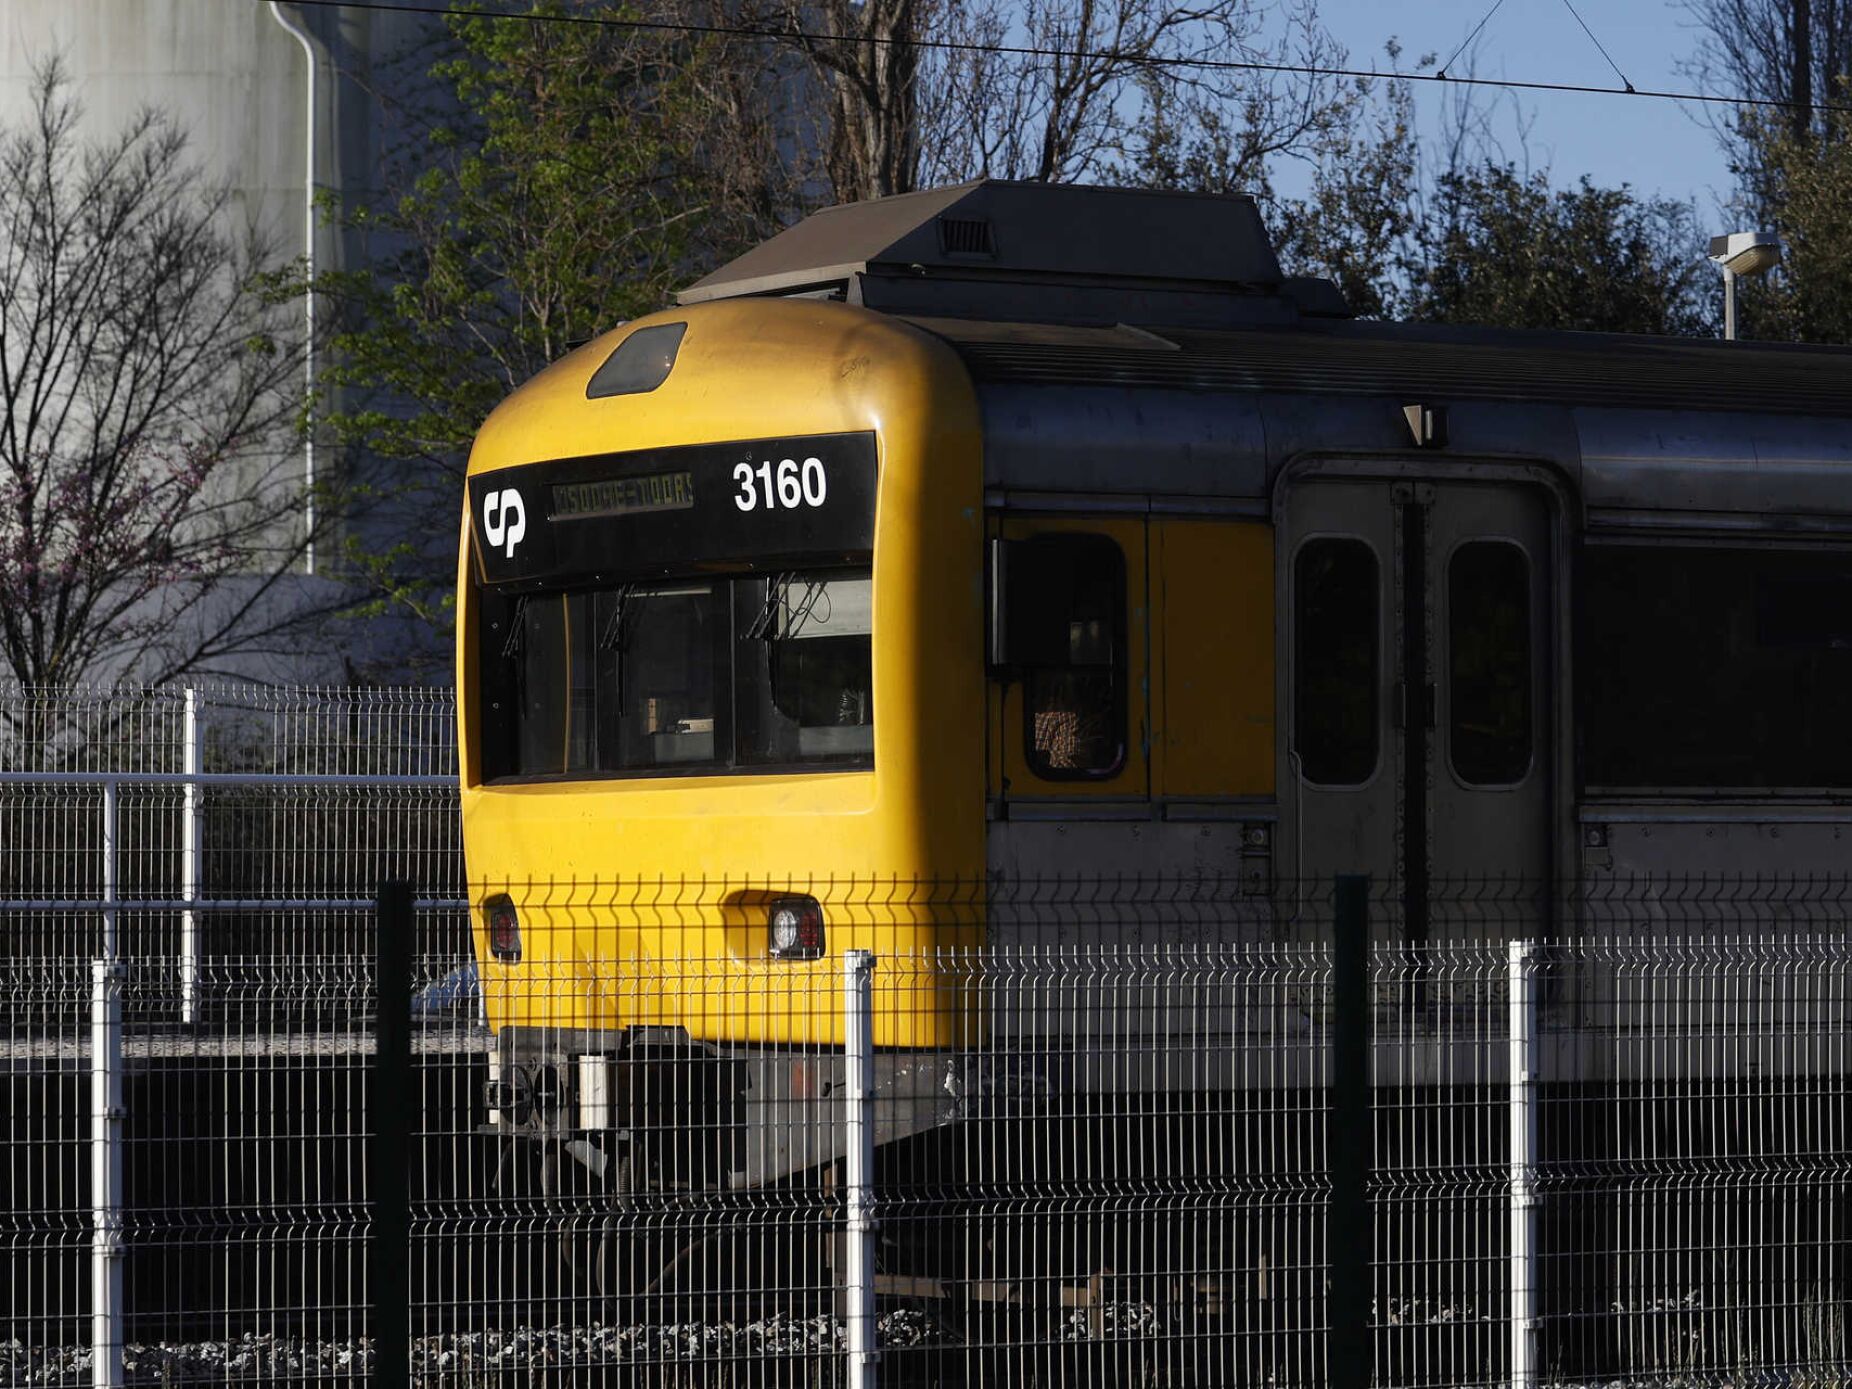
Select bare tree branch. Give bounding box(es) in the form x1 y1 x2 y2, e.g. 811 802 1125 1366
0 59 341 692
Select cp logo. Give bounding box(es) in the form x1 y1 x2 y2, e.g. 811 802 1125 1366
482 489 526 559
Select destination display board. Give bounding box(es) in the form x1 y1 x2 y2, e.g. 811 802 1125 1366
469 432 877 589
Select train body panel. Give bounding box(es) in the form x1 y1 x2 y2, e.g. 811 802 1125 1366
1578 406 1852 533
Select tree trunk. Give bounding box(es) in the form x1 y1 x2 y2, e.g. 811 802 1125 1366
821 0 919 202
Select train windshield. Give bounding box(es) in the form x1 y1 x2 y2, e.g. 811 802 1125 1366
477 568 873 780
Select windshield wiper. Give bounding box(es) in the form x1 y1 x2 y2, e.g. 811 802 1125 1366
747 573 825 641
598 584 636 652
597 585 636 705
499 597 528 661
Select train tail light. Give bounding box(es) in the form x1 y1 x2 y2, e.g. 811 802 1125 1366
767 896 825 960
484 893 522 962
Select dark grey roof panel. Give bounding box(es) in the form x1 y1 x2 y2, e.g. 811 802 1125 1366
679 183 985 302
922 315 1852 417
679 180 1284 306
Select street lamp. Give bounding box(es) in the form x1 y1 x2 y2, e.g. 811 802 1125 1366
1707 230 1782 341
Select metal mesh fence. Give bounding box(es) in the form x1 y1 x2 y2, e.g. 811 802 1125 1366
0 685 461 1033
0 688 1846 1386
4 863 1850 1387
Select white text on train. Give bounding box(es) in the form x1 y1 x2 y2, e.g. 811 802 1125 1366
732 458 827 512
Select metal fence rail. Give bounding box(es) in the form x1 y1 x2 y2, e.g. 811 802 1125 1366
5 868 1851 1387
0 685 463 1038
0 682 460 904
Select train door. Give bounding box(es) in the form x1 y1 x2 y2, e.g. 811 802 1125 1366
1279 475 1555 939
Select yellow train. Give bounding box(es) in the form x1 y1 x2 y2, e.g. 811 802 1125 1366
460 180 1852 1195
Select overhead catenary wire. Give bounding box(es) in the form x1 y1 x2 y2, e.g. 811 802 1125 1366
1558 0 1636 94
275 0 1852 119
1435 0 1507 81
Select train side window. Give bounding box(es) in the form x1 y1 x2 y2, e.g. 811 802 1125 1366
1449 541 1532 785
998 534 1128 779
1580 545 1852 789
1293 538 1379 785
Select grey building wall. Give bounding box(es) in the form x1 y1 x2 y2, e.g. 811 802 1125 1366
0 1 452 683
0 0 439 268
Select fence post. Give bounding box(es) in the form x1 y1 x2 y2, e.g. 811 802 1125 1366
180 687 200 1026
1331 875 1371 1389
91 780 125 1389
843 949 879 1389
1508 940 1540 1389
372 882 414 1389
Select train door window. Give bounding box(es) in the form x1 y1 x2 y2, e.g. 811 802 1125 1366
1292 538 1379 785
1000 534 1128 779
1448 541 1532 785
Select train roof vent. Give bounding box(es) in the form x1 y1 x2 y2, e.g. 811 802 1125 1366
937 215 995 258
677 180 1346 327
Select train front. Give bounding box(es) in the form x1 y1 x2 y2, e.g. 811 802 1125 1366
456 299 986 1191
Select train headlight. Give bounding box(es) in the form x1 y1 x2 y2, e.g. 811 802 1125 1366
767 896 825 960
484 893 522 962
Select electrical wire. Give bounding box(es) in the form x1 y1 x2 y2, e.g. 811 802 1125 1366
1435 0 1507 81
273 0 1852 117
1558 0 1636 94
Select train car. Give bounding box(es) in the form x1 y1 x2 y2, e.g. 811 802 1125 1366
458 178 1852 1219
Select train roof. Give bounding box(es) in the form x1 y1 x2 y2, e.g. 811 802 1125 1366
680 180 1852 420
908 315 1852 419
679 179 1284 296
679 179 1347 326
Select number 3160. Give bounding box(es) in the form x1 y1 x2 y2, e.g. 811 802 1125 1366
733 457 827 512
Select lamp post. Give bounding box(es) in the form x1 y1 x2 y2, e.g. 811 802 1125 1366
1707 230 1782 341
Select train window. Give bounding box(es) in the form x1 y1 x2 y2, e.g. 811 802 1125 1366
1580 545 1852 789
477 567 872 780
736 572 874 764
1449 542 1532 785
515 595 570 774
1293 538 1378 785
1009 535 1126 779
594 584 726 770
481 583 727 777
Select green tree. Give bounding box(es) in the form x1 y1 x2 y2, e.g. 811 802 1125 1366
1270 66 1422 320
1407 166 1715 335
321 1 803 618
1264 43 1717 336
1738 109 1852 342
1683 0 1852 343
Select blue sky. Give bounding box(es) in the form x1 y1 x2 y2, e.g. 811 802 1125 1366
1308 0 1738 217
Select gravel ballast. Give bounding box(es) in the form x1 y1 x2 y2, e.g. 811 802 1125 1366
3 1311 950 1386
